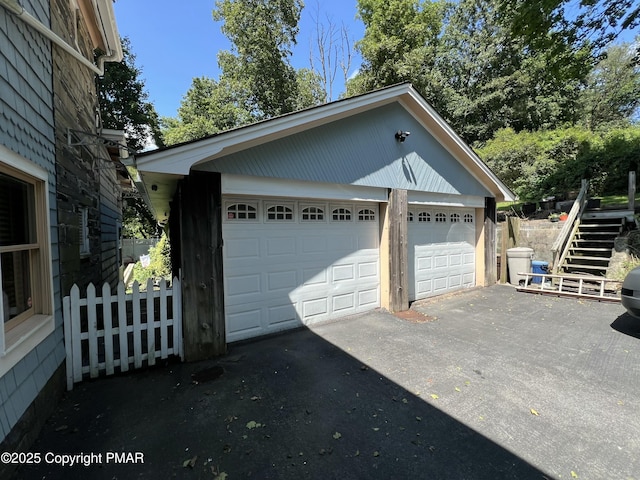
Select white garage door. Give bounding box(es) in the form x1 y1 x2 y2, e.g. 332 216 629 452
408 206 476 301
222 197 380 342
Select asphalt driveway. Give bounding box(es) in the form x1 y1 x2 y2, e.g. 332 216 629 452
13 285 640 479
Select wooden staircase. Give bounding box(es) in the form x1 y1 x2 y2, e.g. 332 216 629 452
559 213 625 276
520 210 629 302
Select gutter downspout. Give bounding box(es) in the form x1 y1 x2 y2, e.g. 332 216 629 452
0 0 118 75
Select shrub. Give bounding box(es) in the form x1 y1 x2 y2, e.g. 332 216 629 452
131 234 172 287
476 125 640 201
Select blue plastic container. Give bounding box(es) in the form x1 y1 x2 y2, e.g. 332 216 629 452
531 260 549 284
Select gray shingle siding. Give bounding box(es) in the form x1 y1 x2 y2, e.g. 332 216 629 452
0 0 64 445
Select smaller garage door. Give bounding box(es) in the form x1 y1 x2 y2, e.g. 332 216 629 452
408 206 476 301
223 198 380 342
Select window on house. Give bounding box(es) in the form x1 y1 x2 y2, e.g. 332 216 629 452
79 207 90 256
0 165 52 336
450 213 461 223
358 208 376 221
226 203 257 220
331 207 352 221
407 212 414 222
435 212 447 223
418 212 431 223
464 213 474 223
301 206 324 221
266 204 294 221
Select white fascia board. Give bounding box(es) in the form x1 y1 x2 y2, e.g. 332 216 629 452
401 88 515 203
222 174 388 202
408 191 485 208
135 84 411 176
95 0 123 62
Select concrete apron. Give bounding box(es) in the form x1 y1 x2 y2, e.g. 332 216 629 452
14 285 640 480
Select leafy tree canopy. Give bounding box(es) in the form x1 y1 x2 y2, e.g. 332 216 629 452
97 37 163 152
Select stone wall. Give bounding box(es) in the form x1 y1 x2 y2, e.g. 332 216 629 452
498 218 564 264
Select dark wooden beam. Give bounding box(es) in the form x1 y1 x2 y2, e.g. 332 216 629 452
388 189 408 311
178 172 226 361
484 197 497 286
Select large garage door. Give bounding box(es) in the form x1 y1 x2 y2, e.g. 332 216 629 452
222 197 380 342
408 206 476 301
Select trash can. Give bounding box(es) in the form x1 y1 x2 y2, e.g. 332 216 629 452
531 260 549 284
506 247 534 285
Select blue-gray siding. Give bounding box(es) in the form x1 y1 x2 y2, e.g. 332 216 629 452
197 103 491 198
0 0 64 443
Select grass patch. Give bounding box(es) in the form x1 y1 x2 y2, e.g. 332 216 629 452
597 194 640 208
497 201 524 212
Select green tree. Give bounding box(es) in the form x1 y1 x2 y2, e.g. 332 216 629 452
437 0 590 143
349 0 446 96
578 42 640 130
213 0 303 119
122 196 158 239
498 0 640 59
96 37 163 151
295 68 326 110
161 76 253 145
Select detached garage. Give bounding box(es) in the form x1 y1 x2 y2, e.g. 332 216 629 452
132 83 514 360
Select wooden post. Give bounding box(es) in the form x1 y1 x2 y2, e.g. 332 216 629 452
179 172 226 361
484 197 497 286
387 189 408 312
499 216 520 283
629 171 636 211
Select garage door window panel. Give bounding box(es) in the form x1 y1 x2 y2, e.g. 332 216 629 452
266 204 294 221
358 209 376 221
301 205 325 221
418 211 431 223
331 206 352 221
226 202 258 221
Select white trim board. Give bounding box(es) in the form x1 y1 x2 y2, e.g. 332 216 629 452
408 191 485 208
222 174 388 202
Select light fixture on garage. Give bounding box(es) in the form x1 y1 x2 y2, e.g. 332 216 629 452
395 130 411 142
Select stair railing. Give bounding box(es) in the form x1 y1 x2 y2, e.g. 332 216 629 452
551 179 589 274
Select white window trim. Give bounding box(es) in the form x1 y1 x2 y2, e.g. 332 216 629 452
0 145 55 374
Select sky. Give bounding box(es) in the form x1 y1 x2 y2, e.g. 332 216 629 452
112 0 365 119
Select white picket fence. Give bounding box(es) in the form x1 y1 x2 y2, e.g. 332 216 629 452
63 277 183 390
